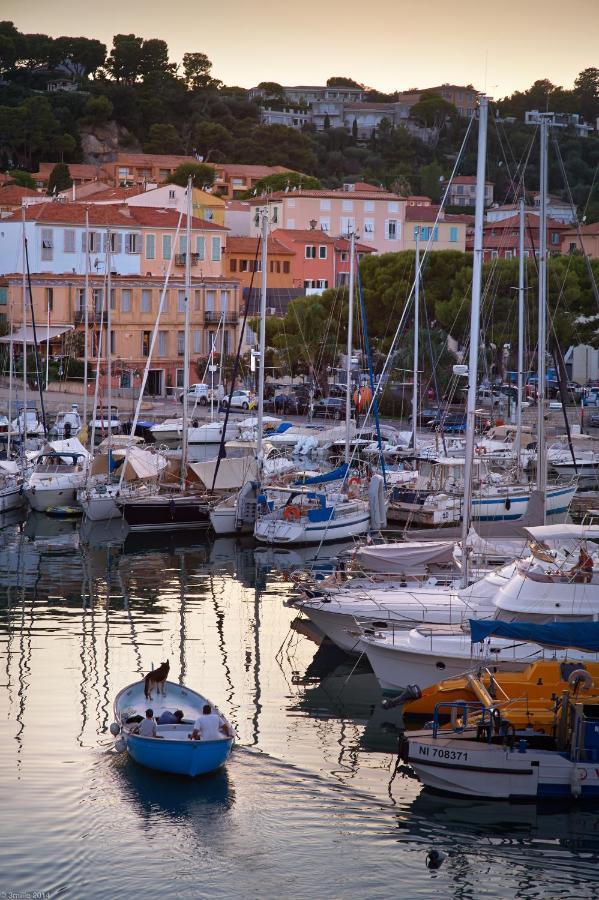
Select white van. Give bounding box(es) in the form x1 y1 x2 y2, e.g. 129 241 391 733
178 384 216 405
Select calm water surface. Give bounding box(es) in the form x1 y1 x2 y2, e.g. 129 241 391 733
1 510 599 898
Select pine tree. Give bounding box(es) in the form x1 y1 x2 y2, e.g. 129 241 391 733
47 163 72 195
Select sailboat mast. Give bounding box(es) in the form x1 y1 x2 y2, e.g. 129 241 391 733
21 205 27 441
411 227 420 448
345 230 356 465
537 117 549 519
514 196 526 475
181 177 192 487
83 207 90 428
7 316 13 458
106 231 112 442
256 210 268 463
460 94 489 588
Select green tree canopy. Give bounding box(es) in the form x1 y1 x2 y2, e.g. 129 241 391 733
326 76 362 88
8 169 36 189
47 162 72 194
144 122 181 154
183 52 219 90
166 161 215 188
244 171 320 197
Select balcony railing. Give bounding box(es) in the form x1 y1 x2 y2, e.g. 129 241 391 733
74 309 105 325
174 253 201 266
204 310 239 325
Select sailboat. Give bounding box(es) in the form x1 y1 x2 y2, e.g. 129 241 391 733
117 181 213 532
253 230 385 546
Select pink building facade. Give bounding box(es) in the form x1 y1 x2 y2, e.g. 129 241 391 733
250 185 407 254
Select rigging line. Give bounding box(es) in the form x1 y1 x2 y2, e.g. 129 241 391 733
552 133 599 309
210 234 262 490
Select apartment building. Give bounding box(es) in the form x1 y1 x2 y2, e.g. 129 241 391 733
105 154 200 187
0 203 228 280
482 213 568 260
404 207 469 252
210 164 296 200
249 184 406 255
32 162 108 189
561 222 599 258
0 273 241 395
447 175 494 207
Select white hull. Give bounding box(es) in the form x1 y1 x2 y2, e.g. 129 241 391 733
210 504 253 536
255 509 371 545
0 484 24 513
406 734 599 800
24 475 85 512
80 493 120 521
361 629 599 693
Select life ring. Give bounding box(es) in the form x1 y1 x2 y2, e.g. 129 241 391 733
348 477 360 488
284 505 301 521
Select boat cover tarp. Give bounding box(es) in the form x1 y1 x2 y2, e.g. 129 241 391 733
48 437 90 462
90 446 166 481
294 463 349 486
524 524 599 543
189 456 259 490
469 619 599 652
356 540 455 573
0 459 20 475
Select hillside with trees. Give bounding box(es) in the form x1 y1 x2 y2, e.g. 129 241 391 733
0 22 597 217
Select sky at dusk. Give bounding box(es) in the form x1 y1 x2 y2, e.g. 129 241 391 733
4 0 598 98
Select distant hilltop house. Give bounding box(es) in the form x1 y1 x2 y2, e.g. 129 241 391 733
46 77 79 93
251 82 480 136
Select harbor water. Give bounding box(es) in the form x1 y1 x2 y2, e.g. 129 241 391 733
1 511 599 898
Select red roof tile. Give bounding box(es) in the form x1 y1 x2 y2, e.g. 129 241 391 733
83 186 145 202
112 153 198 168
225 236 295 254
272 228 336 244
3 202 228 230
0 185 40 204
250 188 405 203
33 163 108 181
333 237 375 253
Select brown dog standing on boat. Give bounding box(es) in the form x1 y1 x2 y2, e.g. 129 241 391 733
144 660 170 700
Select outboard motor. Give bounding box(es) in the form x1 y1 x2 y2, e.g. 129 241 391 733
381 684 422 710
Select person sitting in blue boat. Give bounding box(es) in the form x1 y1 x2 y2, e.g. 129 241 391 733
157 709 184 725
191 704 232 741
135 708 157 737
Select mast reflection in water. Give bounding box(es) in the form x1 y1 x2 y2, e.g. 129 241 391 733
1 515 599 898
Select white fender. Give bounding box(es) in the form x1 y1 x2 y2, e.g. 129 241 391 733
369 473 387 529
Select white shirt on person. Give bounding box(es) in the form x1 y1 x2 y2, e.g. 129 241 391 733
138 717 156 737
193 712 226 741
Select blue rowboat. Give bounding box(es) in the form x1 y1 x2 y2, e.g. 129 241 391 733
112 680 234 777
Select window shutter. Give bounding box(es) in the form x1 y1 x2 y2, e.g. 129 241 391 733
114 232 122 254
81 232 86 252
196 236 205 260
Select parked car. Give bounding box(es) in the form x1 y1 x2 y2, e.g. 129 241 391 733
264 394 306 416
312 397 347 420
178 383 215 405
426 411 468 433
222 389 254 410
587 412 599 427
328 383 346 398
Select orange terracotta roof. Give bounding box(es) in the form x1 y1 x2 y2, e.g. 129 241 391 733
562 223 599 235
84 186 146 202
485 213 568 230
272 228 336 244
0 185 40 204
225 236 295 254
3 202 228 230
346 181 386 192
33 163 108 181
113 153 199 168
214 164 294 177
225 200 251 211
250 188 405 203
406 206 444 222
333 237 375 253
